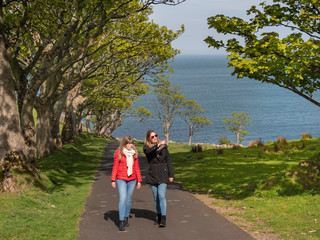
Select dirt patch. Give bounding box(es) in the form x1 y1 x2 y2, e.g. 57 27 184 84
193 193 282 240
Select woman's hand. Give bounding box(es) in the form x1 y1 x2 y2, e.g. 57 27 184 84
169 178 174 182
111 181 116 188
158 140 166 146
137 182 141 189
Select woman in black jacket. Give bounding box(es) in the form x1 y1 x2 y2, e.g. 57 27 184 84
143 130 174 227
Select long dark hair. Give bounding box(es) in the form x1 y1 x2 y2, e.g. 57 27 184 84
145 130 159 147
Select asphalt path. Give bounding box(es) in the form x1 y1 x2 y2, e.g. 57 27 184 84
78 141 254 240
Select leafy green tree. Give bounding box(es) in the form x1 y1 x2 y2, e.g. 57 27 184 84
222 112 251 145
205 0 320 107
151 83 186 143
0 0 184 191
179 100 212 145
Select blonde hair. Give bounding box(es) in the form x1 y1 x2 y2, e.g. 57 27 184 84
116 136 138 160
145 129 159 147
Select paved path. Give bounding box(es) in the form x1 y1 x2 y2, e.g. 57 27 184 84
78 142 254 240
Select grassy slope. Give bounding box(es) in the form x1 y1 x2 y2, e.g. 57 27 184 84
166 138 320 240
0 133 110 240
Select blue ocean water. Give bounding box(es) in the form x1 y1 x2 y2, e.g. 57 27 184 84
112 55 320 145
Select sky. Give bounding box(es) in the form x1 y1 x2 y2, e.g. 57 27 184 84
150 0 268 55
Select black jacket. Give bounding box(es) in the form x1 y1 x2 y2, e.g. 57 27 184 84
143 144 174 184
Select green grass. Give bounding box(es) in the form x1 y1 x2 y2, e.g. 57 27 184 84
167 138 320 240
2 136 319 239
0 133 110 240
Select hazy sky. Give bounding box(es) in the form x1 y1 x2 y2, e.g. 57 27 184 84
150 0 266 55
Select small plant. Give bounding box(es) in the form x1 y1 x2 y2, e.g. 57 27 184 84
262 146 268 153
248 139 264 147
218 135 231 145
273 142 279 152
301 132 312 139
248 140 256 147
191 144 203 153
216 148 223 155
292 143 299 149
277 136 288 146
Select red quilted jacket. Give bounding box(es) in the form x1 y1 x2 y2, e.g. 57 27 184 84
111 149 142 182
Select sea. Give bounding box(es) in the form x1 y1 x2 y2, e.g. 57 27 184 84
112 55 320 145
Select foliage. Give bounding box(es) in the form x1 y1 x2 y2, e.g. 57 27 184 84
222 112 251 145
205 0 320 107
218 135 232 145
0 0 184 165
179 100 212 145
151 83 186 142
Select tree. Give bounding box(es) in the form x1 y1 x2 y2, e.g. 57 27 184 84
1 0 183 159
205 0 320 107
0 0 185 191
222 112 251 145
179 100 212 145
151 83 185 143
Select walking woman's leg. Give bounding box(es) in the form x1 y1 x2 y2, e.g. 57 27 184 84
125 180 136 218
151 184 161 214
116 179 127 221
158 183 167 216
158 183 167 227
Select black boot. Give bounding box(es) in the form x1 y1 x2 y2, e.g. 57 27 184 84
124 217 129 227
157 214 161 225
119 220 125 231
159 215 166 227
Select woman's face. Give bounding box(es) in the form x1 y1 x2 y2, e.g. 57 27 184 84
150 132 158 144
125 142 134 150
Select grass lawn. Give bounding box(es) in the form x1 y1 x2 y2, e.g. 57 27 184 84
163 138 320 240
0 133 110 240
2 135 319 239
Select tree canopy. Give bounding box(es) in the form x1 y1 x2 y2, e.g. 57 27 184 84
0 0 184 191
222 112 251 145
205 0 320 106
179 100 212 145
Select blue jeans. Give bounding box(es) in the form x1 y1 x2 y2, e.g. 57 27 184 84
151 183 167 216
116 179 136 221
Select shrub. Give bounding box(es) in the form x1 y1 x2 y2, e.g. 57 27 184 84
277 136 288 146
262 146 268 153
301 132 312 139
218 135 231 145
248 139 264 147
191 144 203 153
292 143 299 149
273 142 279 152
216 148 223 155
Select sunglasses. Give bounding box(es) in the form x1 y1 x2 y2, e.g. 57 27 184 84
150 134 158 139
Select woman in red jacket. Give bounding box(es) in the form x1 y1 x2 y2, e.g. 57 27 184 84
111 136 142 231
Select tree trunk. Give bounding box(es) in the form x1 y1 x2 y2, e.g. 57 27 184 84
61 84 84 143
20 100 37 154
236 132 240 145
164 122 170 143
188 123 192 145
35 100 57 158
104 110 123 137
0 33 36 191
52 96 67 147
